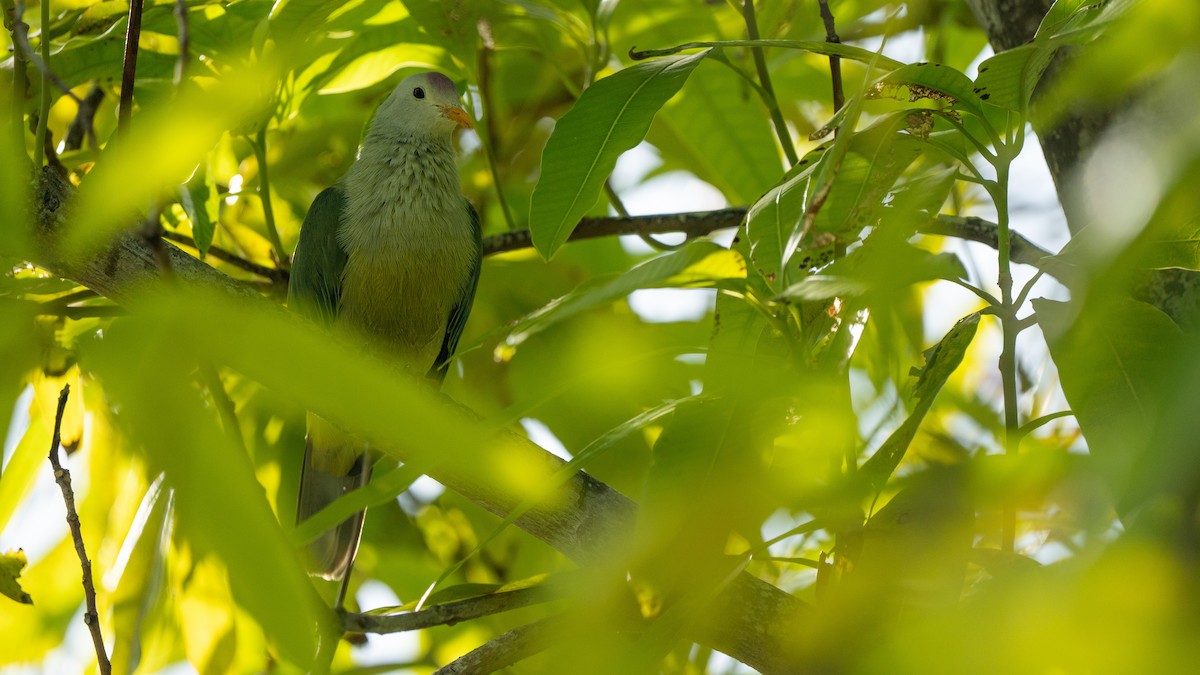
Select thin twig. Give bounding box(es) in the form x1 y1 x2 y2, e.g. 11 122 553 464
432 617 556 675
253 128 289 266
47 385 112 675
817 0 844 113
476 19 516 232
482 208 747 256
64 85 105 152
118 0 145 138
160 230 288 283
741 1 799 166
343 585 554 635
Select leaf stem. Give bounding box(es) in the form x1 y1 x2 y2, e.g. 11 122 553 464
742 1 799 166
253 127 289 266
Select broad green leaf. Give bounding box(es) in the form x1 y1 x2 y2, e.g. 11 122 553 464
1035 297 1185 511
806 117 926 242
652 60 782 205
779 242 966 302
0 549 32 605
874 62 989 122
973 44 1056 113
529 51 709 258
19 22 177 96
0 424 51 534
859 312 981 494
305 22 444 95
745 147 825 292
268 0 349 37
85 315 336 669
501 240 744 349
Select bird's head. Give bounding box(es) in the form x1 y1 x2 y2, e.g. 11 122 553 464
373 72 473 138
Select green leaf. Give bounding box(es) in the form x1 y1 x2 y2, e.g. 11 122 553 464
179 163 219 258
0 549 33 605
304 22 444 95
28 21 177 95
973 44 1056 113
859 312 981 494
85 313 337 669
1140 218 1200 270
501 240 744 350
529 51 709 259
1034 297 1186 511
874 62 989 122
745 147 825 291
651 60 783 204
779 241 966 302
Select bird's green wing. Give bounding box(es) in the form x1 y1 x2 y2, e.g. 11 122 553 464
428 199 483 383
287 187 348 326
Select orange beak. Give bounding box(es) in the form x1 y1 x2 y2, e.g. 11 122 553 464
439 105 473 130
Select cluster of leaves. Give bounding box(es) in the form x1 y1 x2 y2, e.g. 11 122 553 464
3 0 1200 673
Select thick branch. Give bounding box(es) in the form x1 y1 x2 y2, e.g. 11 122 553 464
432 618 556 675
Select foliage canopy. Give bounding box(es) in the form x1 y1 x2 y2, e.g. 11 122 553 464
3 0 1200 673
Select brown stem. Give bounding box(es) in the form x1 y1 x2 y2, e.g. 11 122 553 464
47 385 112 675
817 0 844 113
117 0 145 138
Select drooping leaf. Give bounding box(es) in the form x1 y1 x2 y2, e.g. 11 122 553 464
0 549 33 605
529 51 710 258
859 312 981 494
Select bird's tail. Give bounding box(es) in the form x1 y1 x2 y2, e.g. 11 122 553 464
296 438 371 580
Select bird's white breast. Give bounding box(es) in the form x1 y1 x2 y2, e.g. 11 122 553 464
335 133 475 369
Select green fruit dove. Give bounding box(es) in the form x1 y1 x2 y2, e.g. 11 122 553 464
287 72 482 581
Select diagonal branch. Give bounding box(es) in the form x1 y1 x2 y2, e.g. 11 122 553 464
432 617 557 675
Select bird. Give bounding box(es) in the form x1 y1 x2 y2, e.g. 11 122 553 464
287 71 481 582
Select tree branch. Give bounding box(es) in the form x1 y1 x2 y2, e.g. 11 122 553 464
47 385 112 675
432 617 556 675
343 586 553 635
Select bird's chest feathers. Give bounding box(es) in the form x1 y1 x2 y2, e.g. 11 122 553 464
335 139 473 361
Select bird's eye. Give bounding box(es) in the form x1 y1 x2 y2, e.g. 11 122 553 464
413 87 425 99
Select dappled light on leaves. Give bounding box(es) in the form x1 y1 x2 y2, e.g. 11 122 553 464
5 0 1200 673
